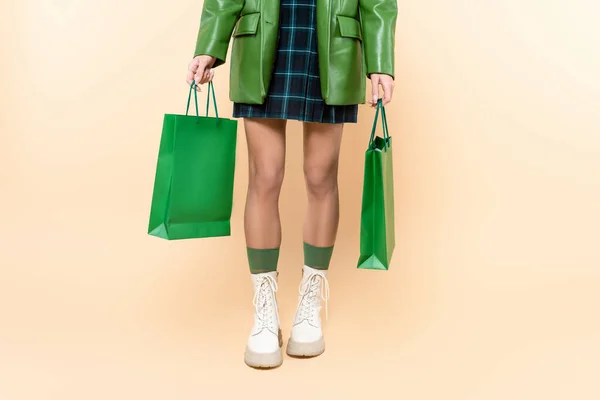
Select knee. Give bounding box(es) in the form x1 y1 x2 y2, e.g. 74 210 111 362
249 161 285 198
304 161 338 198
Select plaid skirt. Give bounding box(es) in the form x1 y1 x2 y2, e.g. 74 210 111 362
232 0 358 124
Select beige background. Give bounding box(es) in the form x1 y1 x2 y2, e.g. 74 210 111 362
1 0 600 399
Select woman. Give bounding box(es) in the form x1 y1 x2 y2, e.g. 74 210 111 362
186 0 397 368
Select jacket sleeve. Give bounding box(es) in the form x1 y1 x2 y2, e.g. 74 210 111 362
193 0 246 68
359 0 397 79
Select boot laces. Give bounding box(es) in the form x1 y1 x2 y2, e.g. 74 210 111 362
252 275 278 331
296 271 330 322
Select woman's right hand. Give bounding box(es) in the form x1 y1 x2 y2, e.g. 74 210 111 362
186 55 217 90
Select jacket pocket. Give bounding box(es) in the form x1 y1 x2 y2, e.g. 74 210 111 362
232 13 260 37
336 15 362 41
230 12 264 103
326 15 365 104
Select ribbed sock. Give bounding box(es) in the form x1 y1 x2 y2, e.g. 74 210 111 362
247 247 280 274
303 242 334 270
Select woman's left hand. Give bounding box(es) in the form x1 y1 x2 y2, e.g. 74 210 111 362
368 74 395 107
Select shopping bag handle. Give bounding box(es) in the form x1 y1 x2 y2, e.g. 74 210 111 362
368 99 390 150
185 81 219 121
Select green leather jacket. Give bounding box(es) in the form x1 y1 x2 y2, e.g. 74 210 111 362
193 0 397 105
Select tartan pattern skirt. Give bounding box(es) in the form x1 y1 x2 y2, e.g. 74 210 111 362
232 0 359 124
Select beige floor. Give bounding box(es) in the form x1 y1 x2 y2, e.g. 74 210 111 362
2 1 599 399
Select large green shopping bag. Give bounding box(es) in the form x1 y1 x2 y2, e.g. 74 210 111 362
148 82 238 240
357 99 396 270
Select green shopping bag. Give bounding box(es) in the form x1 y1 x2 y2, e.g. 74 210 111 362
357 99 396 270
148 82 238 240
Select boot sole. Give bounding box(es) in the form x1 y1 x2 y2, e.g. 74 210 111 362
286 336 325 358
244 329 283 369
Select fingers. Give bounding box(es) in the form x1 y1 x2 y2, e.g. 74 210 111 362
186 58 199 85
369 74 380 107
201 68 213 84
187 58 205 92
192 69 205 91
369 74 395 107
187 56 217 92
382 79 394 106
194 66 204 86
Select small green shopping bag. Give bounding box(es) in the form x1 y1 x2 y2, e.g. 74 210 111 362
148 82 238 240
357 99 396 270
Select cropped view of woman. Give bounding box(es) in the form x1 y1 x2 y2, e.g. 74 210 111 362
186 0 397 368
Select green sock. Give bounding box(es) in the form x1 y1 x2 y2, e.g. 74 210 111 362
303 242 334 270
247 247 280 274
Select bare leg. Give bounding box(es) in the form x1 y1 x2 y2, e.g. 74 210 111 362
244 118 287 255
302 122 344 250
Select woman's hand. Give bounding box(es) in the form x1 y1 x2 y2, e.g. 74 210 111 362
186 55 217 90
368 73 395 107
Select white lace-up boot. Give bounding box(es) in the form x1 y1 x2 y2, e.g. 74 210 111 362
286 265 330 357
244 271 283 368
